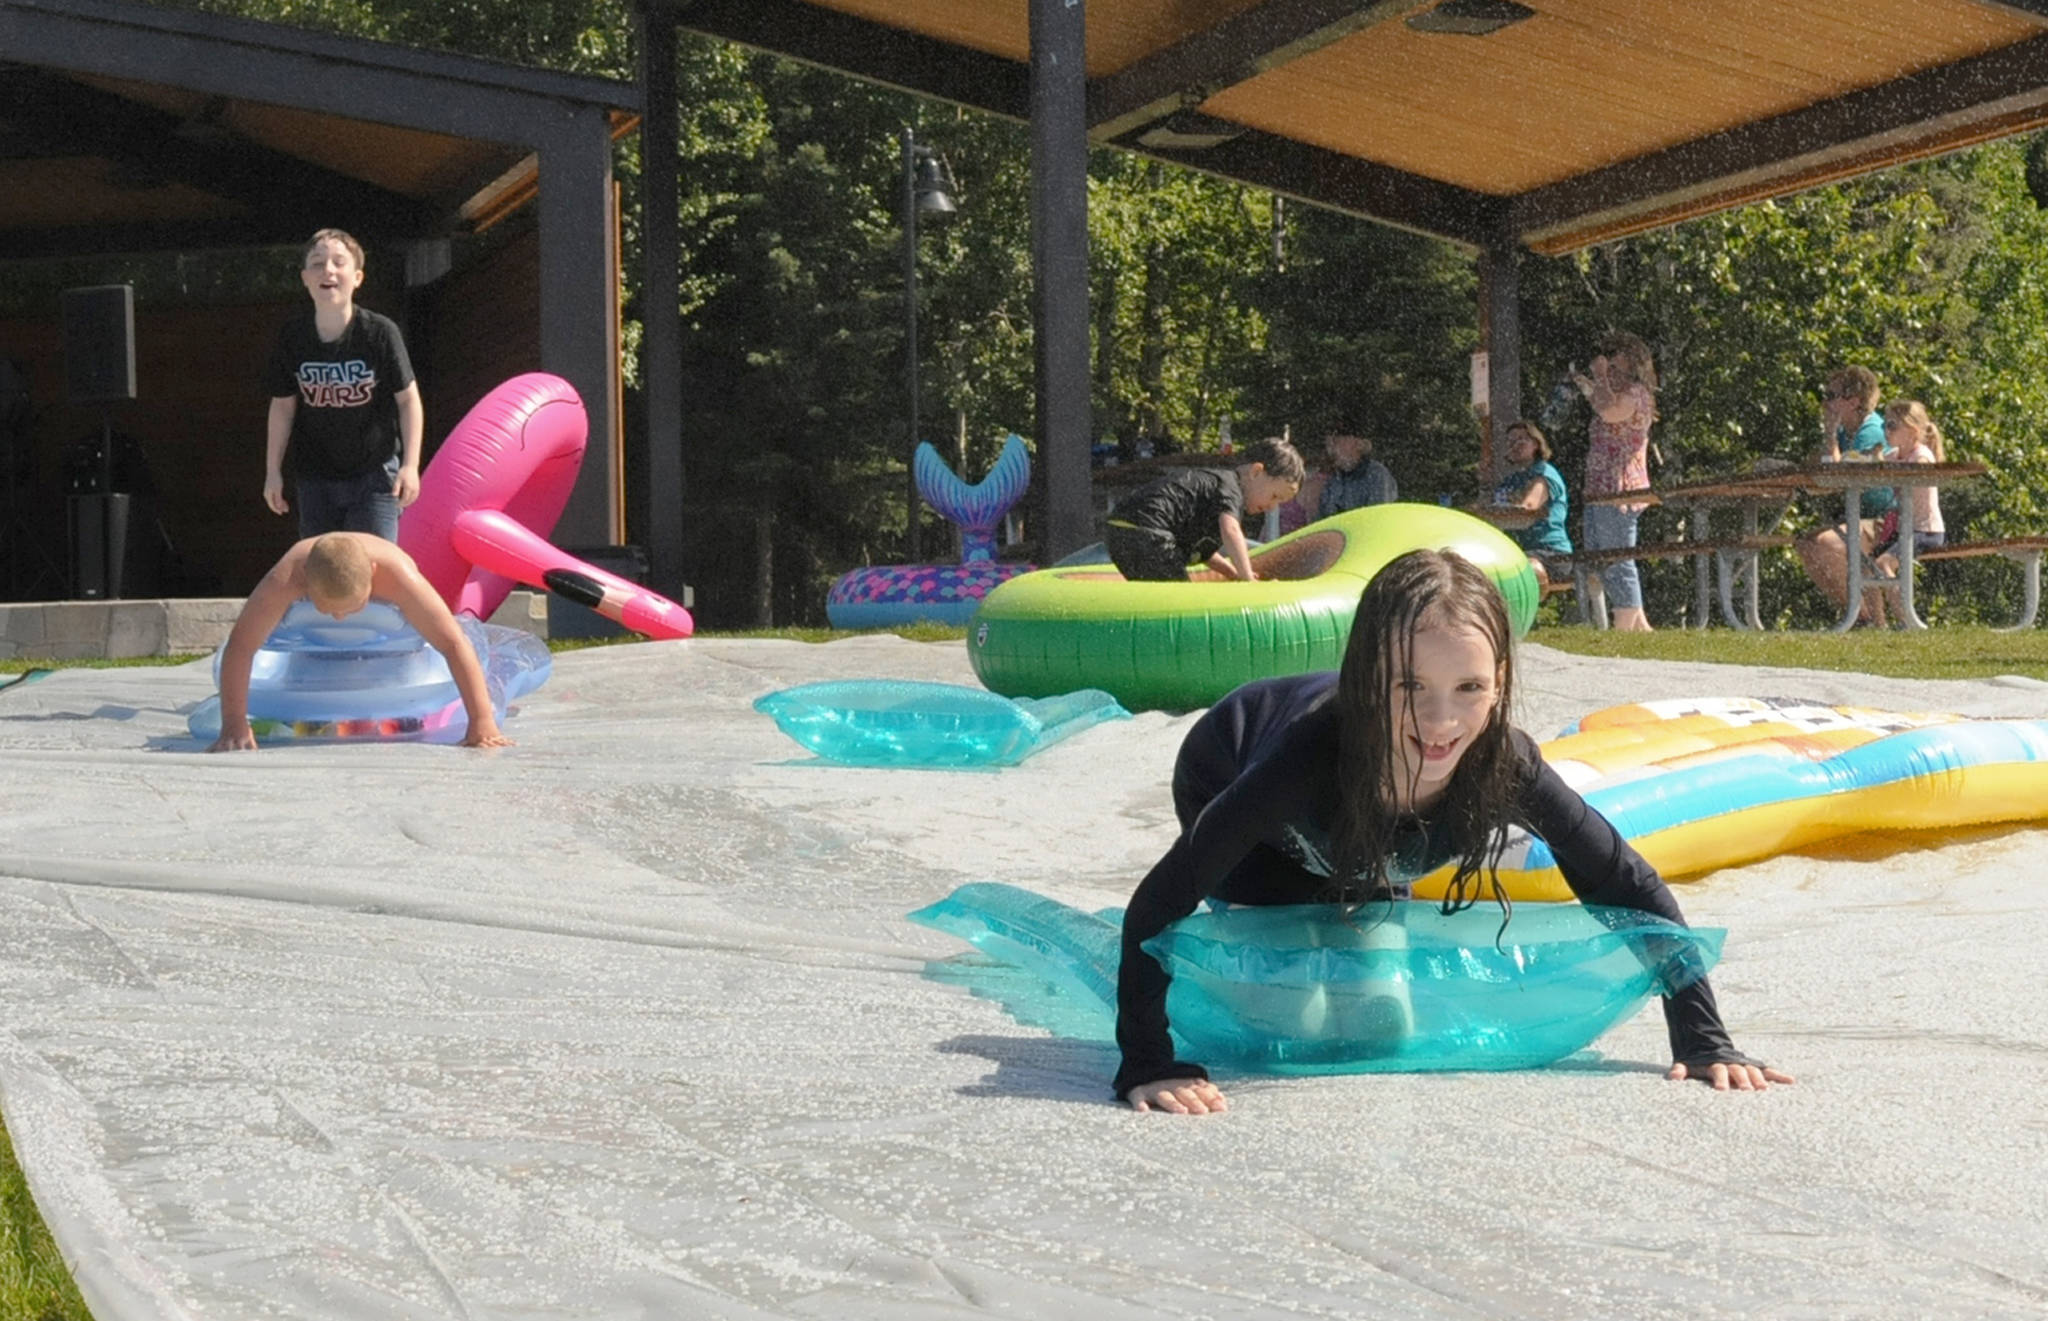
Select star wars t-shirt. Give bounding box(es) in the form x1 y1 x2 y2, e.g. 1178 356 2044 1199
264 308 415 479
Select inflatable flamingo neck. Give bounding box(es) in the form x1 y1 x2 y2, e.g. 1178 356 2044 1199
913 435 1031 564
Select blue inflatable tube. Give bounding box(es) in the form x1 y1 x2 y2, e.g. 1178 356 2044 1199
754 680 1129 768
186 600 551 742
909 883 1721 1075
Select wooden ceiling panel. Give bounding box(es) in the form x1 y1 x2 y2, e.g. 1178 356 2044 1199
0 159 237 228
1198 0 2045 193
71 72 523 204
803 0 1268 76
221 103 515 201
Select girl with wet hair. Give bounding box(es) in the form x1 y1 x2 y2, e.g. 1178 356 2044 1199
1116 548 1792 1114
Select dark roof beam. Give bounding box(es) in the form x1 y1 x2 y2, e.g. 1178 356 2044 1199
1966 0 2048 22
1509 32 2048 247
656 0 1031 120
1087 0 1432 141
0 217 367 261
0 68 441 230
0 0 637 149
1134 126 1504 248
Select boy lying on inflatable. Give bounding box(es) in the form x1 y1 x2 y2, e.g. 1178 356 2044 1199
208 532 511 752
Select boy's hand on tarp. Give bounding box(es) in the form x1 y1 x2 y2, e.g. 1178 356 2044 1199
210 723 258 753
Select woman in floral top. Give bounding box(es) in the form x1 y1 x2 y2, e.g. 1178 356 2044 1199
1574 333 1658 632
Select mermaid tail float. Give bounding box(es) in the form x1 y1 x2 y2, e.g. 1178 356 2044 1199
910 883 1721 1075
827 435 1035 627
400 373 692 640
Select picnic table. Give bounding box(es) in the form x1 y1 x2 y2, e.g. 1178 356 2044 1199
1583 460 1987 631
1457 503 1540 533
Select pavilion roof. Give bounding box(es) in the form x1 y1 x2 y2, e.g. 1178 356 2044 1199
661 0 2048 252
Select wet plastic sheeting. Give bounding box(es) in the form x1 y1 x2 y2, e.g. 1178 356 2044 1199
2 638 2048 1318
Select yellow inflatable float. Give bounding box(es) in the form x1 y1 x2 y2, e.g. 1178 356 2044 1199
1417 696 2048 902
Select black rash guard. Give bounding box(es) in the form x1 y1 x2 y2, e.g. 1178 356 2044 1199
1114 671 1752 1099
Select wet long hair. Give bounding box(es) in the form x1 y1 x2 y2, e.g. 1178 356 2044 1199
1329 549 1521 916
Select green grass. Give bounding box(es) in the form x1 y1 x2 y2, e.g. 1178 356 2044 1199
1 614 2037 1318
0 1112 90 1321
1528 620 2048 682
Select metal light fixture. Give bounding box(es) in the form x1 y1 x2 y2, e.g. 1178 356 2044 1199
902 128 959 561
1134 109 1246 152
1406 0 1537 36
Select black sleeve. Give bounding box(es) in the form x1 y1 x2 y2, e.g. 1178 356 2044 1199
1112 742 1319 1099
1513 734 1760 1069
371 313 417 394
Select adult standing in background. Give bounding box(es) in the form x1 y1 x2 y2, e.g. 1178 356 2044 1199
1574 333 1658 633
1276 430 1398 536
1315 430 1398 518
263 229 423 542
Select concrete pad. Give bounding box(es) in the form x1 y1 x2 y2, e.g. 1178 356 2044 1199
0 603 45 645
102 603 167 659
165 599 245 654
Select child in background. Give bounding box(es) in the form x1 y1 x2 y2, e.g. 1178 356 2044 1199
209 532 510 753
1872 400 1946 584
1105 437 1304 583
1795 365 1893 626
1116 548 1791 1114
263 229 424 542
1491 419 1573 591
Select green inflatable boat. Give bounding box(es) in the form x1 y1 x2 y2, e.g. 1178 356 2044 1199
967 504 1538 711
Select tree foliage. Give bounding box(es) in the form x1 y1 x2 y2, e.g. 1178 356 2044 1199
1522 141 2048 625
107 3 2048 626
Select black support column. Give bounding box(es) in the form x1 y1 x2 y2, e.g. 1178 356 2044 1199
1477 241 1521 484
537 105 623 547
637 0 685 595
1029 0 1093 562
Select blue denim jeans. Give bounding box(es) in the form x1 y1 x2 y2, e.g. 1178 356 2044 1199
1581 503 1643 610
296 458 400 542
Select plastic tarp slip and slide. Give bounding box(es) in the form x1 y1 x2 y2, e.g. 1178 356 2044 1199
6 639 2048 1320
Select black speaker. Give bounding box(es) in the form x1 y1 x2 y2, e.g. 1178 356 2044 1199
61 285 137 405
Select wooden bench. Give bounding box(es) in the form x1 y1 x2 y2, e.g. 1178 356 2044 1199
1568 536 1793 629
1911 537 2048 630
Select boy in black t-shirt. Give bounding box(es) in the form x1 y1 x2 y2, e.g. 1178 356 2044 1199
1105 437 1304 582
262 229 423 542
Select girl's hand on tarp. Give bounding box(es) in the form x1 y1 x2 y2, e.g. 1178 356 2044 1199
1126 1077 1228 1115
1667 1059 1795 1091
